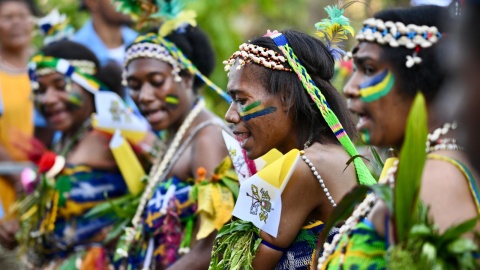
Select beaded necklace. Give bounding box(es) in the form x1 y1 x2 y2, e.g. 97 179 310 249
426 122 462 153
53 117 92 156
317 160 399 269
300 149 336 207
131 99 205 227
318 122 462 268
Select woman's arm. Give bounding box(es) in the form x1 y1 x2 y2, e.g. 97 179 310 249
168 125 228 270
252 160 323 269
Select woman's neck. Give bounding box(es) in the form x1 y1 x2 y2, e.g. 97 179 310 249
0 46 31 69
92 15 124 49
166 96 198 137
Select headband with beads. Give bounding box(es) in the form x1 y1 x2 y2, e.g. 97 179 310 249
123 33 232 103
223 42 293 72
28 54 107 94
356 18 443 68
235 30 375 186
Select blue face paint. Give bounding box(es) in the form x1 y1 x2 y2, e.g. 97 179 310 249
359 70 395 103
240 100 277 121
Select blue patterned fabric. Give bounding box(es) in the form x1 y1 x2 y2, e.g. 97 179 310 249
275 221 326 270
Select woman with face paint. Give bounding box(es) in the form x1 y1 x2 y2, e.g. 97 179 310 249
116 25 237 269
3 40 139 269
318 5 480 269
208 24 376 268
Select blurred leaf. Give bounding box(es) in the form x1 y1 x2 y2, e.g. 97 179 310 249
394 93 428 243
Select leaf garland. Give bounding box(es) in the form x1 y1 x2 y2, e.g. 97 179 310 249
209 220 261 270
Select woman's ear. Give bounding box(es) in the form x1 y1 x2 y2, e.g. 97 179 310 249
181 73 195 92
280 92 292 112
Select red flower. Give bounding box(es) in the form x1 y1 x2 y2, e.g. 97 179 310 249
38 151 57 173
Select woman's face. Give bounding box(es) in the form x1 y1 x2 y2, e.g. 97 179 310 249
343 42 413 148
126 58 195 131
0 1 33 50
35 72 94 133
225 62 297 160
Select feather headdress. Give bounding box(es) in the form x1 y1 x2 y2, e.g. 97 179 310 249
113 0 196 36
315 5 355 60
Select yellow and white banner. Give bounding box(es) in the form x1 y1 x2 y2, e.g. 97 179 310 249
222 130 251 184
232 149 300 237
92 91 148 144
109 130 146 195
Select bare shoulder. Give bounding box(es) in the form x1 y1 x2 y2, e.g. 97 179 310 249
422 151 479 231
189 112 228 177
422 151 472 190
67 131 116 169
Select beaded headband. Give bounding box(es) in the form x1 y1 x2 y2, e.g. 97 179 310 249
259 31 375 186
356 18 443 68
223 42 293 72
124 33 232 103
28 54 107 94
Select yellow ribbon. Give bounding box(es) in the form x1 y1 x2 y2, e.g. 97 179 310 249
159 10 197 37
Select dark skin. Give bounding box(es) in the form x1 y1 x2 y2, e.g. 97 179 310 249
225 62 357 269
0 72 120 250
344 42 480 239
84 0 132 49
126 57 228 269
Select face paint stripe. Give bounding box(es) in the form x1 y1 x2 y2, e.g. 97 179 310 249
66 92 83 109
359 70 388 89
165 95 179 105
360 75 395 103
241 107 277 121
361 129 371 144
359 71 392 96
359 70 395 102
242 100 262 112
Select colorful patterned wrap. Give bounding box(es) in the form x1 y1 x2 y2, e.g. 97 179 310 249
322 219 387 270
275 221 326 270
323 155 480 270
128 176 196 269
43 165 128 256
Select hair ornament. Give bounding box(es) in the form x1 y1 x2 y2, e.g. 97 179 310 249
267 31 376 186
37 9 75 46
356 18 443 68
28 54 106 94
223 42 293 72
124 34 232 102
314 5 355 60
124 39 184 83
114 0 196 37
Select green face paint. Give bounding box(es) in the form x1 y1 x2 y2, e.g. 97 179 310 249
165 94 179 108
240 100 277 121
66 92 83 110
361 129 371 144
359 70 395 103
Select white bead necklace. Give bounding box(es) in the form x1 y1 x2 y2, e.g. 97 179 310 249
317 160 399 269
299 150 336 207
426 122 459 153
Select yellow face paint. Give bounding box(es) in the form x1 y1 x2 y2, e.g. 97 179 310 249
361 129 371 144
240 100 277 121
359 70 395 103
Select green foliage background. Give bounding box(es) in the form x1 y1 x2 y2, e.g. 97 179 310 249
33 0 412 116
